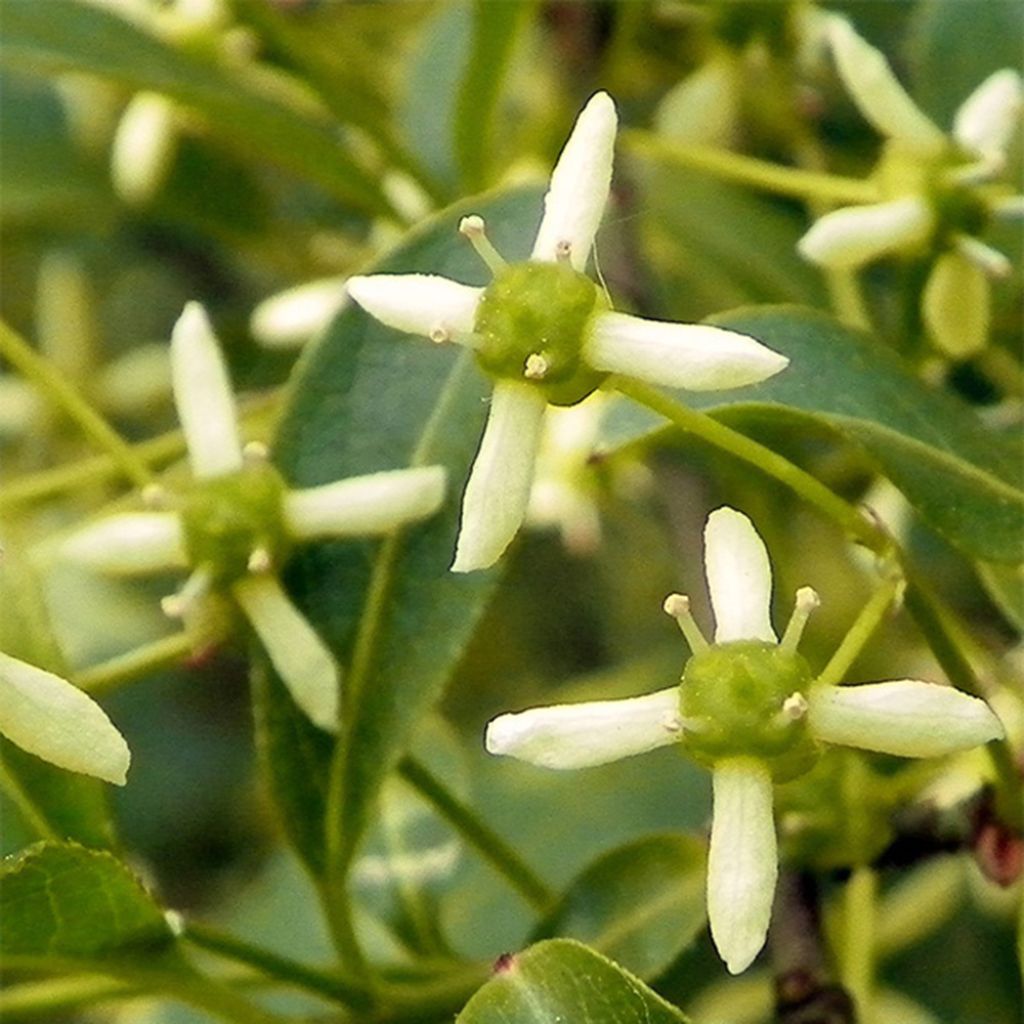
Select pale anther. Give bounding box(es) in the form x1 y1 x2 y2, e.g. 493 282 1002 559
661 712 683 734
247 547 273 574
458 214 507 275
663 592 709 652
524 353 550 380
680 715 710 735
160 566 211 620
782 692 809 720
243 440 270 462
779 586 820 654
554 239 573 263
142 483 167 509
429 325 450 344
955 234 1012 277
164 909 186 937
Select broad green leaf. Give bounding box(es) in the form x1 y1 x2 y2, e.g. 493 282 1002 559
535 834 707 980
0 841 173 961
270 186 545 883
600 306 1024 564
456 939 690 1023
455 0 536 191
976 560 1024 632
0 0 390 216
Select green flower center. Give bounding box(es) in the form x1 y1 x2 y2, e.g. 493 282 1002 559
473 261 606 406
680 640 819 781
180 461 290 584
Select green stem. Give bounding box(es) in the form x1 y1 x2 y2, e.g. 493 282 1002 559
75 632 195 696
608 377 885 553
839 865 877 1022
398 755 556 914
816 576 902 688
622 130 880 206
0 320 153 491
0 975 134 1019
184 922 370 1010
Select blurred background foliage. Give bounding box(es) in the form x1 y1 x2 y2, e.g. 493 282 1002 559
0 1 1021 1022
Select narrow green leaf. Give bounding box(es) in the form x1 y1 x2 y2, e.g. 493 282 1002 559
456 939 691 1023
0 0 390 216
535 834 707 980
601 306 1024 564
976 560 1024 632
269 186 545 884
454 0 536 190
0 841 173 960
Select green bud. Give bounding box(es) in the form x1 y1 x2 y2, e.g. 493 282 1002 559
473 261 606 406
180 460 289 583
680 640 819 781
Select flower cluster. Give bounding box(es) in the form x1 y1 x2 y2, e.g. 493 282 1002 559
485 506 1004 973
347 92 789 572
799 17 1023 357
63 303 446 732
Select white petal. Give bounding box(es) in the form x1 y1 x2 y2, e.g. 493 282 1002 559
485 687 682 769
284 466 446 540
826 17 947 156
250 277 349 349
531 91 617 270
0 652 130 785
62 512 187 576
953 69 1023 158
798 198 935 269
704 507 777 643
171 302 243 480
922 251 990 359
585 311 789 391
707 757 777 974
233 575 339 733
808 681 1004 758
451 381 547 573
111 91 177 206
346 274 482 342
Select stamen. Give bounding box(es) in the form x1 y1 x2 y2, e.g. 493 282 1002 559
243 440 270 462
780 586 820 654
429 325 450 344
661 712 683 734
142 483 167 509
459 215 507 275
993 196 1024 219
554 239 573 263
247 546 273 574
679 715 710 735
954 234 1012 278
524 353 550 380
945 154 1005 186
663 592 709 653
781 692 809 720
161 566 212 619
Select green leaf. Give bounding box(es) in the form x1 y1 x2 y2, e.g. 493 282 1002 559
0 841 173 961
535 834 707 980
456 938 691 1023
601 306 1024 564
0 0 390 216
270 186 545 883
976 560 1024 632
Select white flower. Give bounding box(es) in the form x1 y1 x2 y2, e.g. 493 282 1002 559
485 506 1004 974
347 92 789 573
63 302 447 733
798 17 1022 357
0 650 130 785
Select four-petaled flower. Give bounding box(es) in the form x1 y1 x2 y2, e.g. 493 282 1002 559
63 302 447 732
0 649 130 785
346 92 789 572
485 506 1004 974
798 16 1023 357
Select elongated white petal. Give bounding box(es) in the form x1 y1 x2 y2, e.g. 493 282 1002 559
250 277 349 349
922 251 990 358
0 652 130 785
798 197 935 269
585 311 788 391
233 575 339 733
531 91 617 270
171 302 243 479
346 274 482 342
111 91 177 205
953 69 1023 158
826 17 947 156
708 757 777 974
808 681 1004 758
485 687 682 769
284 466 446 540
451 381 547 572
704 507 777 643
62 512 187 575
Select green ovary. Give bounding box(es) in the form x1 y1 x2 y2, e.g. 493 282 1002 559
680 641 820 781
180 461 290 583
473 261 606 406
